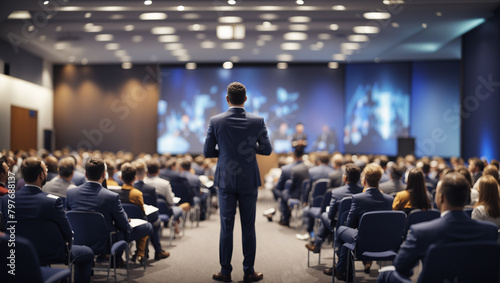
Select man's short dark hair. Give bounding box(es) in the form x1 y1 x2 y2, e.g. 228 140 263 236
21 157 44 183
421 161 431 174
390 164 405 180
470 157 485 171
45 156 58 174
294 147 305 159
85 157 105 181
180 159 191 171
58 157 75 178
344 164 361 183
227 82 246 105
146 160 160 174
317 152 330 165
120 162 136 184
440 172 471 207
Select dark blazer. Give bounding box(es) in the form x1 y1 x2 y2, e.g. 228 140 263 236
134 180 158 207
379 180 406 195
289 162 310 199
204 107 272 190
308 164 335 184
71 171 87 186
1 185 72 242
47 172 58 182
159 168 177 181
180 171 202 197
169 173 195 206
275 162 297 192
328 169 344 189
346 187 394 228
394 210 498 278
66 181 130 234
328 183 364 220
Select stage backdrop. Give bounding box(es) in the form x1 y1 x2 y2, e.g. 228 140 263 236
158 65 344 155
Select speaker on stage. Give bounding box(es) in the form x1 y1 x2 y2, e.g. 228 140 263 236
397 137 415 157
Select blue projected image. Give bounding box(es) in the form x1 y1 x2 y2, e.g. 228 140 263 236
158 66 344 154
344 63 410 155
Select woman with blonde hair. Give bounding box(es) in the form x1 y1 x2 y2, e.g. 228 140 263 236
472 175 500 228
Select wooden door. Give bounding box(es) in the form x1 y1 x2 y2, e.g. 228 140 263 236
10 106 37 151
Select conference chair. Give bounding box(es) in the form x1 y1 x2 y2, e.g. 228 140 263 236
308 179 330 209
15 220 72 282
403 209 440 240
157 199 175 245
301 179 311 204
0 234 71 283
67 211 129 282
344 211 407 282
313 189 333 236
122 203 150 269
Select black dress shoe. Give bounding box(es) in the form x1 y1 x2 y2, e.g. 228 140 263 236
334 267 353 282
278 221 289 227
323 268 332 276
363 260 372 274
243 271 263 282
213 272 231 282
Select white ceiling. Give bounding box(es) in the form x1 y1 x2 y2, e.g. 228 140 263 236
0 0 499 65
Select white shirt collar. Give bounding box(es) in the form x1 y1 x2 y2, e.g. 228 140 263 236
440 210 450 217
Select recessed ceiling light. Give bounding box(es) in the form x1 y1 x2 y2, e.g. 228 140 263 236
177 5 185 11
353 26 380 34
328 62 339 69
330 24 339 31
105 43 120 50
230 56 240 62
132 35 143 42
182 13 200 20
296 0 304 5
39 35 47 41
392 22 400 28
222 42 244 49
96 6 127 12
110 14 125 20
158 35 179 42
363 12 391 20
283 32 308 41
84 12 92 18
151 26 176 34
124 25 134 31
217 25 245 40
186 62 197 70
259 13 278 21
422 23 428 28
347 34 369 42
332 5 346 11
201 40 216 48
223 61 233 69
436 12 442 17
95 34 114 41
114 50 127 57
277 62 288 69
256 40 265 46
341 42 360 50
121 56 132 62
164 43 184 50
332 54 346 61
139 13 167 20
318 33 331 40
81 58 88 65
27 25 35 32
259 35 273 41
56 26 62 32
43 1 49 6
188 24 206 31
84 23 103 32
281 42 301 50
172 49 188 56
219 16 243 23
228 0 236 5
289 16 311 23
177 56 191 62
289 24 309 31
144 0 152 5
8 11 31 19
256 22 278 31
54 42 69 50
122 62 132 69
276 54 293 62
383 0 405 4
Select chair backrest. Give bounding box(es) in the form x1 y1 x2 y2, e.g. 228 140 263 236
15 220 69 266
319 189 333 213
418 241 500 283
67 211 111 254
405 209 440 236
336 196 352 229
309 179 329 208
170 178 194 206
301 179 311 204
142 193 158 207
355 211 407 256
157 199 172 216
122 203 146 219
0 235 45 282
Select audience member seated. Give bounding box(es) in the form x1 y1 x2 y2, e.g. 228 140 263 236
69 155 87 186
105 159 119 187
42 157 77 198
44 155 59 181
377 172 499 283
277 148 310 227
1 157 94 283
420 160 438 192
159 158 178 181
379 164 406 195
0 159 9 196
392 168 432 214
378 155 391 184
305 164 363 252
456 166 476 206
468 157 484 185
472 175 500 229
66 157 152 267
179 159 208 219
328 154 344 189
331 163 393 280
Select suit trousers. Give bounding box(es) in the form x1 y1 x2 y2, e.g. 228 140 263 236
72 245 95 283
335 226 358 273
218 188 258 275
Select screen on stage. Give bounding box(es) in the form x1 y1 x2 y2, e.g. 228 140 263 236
344 63 411 155
158 65 344 154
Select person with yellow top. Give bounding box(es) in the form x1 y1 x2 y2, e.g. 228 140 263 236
392 168 431 214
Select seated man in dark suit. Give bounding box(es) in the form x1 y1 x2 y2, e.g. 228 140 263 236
42 157 77 197
278 148 310 227
44 155 59 182
328 154 344 189
1 157 94 283
377 172 498 283
179 159 209 219
305 164 363 255
159 158 178 181
66 157 152 267
379 164 406 195
333 163 394 281
132 161 170 260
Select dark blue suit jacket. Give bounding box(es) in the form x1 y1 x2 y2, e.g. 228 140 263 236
346 187 394 228
0 185 72 243
308 164 334 184
66 181 131 235
289 162 310 199
159 168 177 181
134 180 158 207
394 210 498 278
328 183 364 220
71 171 87 186
204 107 272 191
180 171 202 197
275 162 297 192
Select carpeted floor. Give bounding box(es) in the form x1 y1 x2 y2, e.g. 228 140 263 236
88 189 419 283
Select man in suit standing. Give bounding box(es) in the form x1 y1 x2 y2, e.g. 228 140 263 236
1 157 94 283
333 163 394 281
291 122 308 150
377 172 498 283
204 82 272 282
